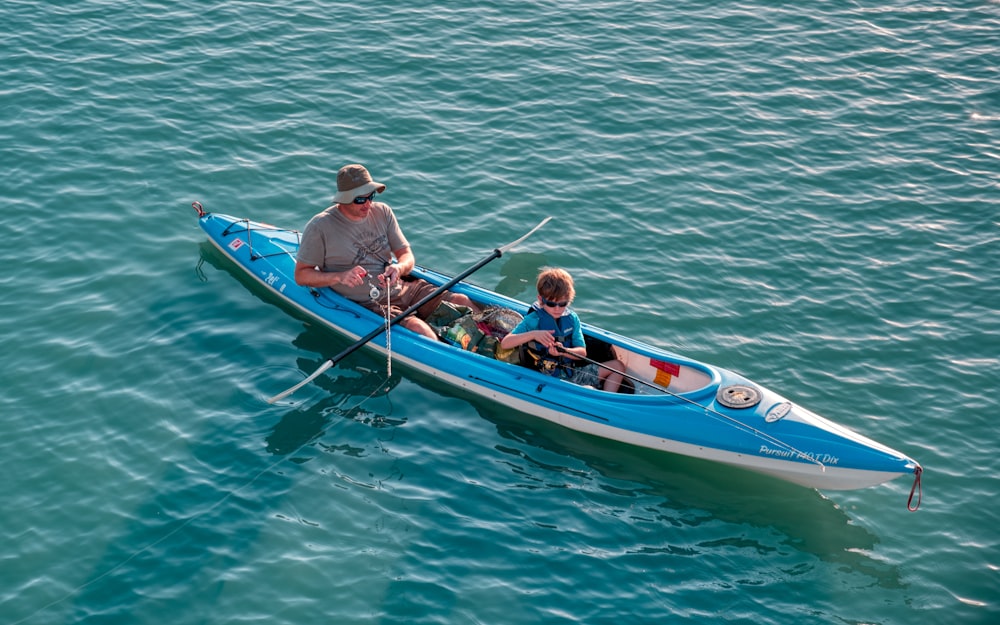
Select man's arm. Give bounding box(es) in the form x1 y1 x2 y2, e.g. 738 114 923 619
294 261 369 289
391 246 416 276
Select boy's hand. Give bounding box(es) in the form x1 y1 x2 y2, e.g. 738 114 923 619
533 329 556 349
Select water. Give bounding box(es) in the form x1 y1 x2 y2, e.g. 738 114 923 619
2 1 998 623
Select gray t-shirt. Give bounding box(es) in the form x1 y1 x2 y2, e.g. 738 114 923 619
296 202 409 302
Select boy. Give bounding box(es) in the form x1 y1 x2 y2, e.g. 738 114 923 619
500 268 624 392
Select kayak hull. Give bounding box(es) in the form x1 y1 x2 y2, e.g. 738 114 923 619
197 211 921 492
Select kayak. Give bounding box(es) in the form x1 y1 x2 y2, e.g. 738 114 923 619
194 205 922 501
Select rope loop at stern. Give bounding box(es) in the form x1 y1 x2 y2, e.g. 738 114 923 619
907 465 923 511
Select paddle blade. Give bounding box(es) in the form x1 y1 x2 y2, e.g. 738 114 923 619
266 359 333 403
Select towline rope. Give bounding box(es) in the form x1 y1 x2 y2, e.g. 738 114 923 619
384 282 392 377
367 271 393 379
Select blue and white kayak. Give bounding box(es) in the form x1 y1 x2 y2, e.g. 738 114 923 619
195 207 923 499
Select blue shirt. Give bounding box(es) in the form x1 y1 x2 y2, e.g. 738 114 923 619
511 307 586 348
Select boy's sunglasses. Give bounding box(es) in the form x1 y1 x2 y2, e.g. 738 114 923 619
541 297 569 308
353 191 377 205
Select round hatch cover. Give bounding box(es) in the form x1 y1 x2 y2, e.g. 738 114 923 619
717 384 762 409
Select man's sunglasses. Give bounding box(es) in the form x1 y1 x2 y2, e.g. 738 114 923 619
541 297 569 308
353 191 377 205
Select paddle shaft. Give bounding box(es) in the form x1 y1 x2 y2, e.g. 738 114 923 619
330 251 500 362
267 217 551 403
553 345 663 394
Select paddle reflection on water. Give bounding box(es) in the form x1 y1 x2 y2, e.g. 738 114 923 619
265 366 403 455
266 329 404 457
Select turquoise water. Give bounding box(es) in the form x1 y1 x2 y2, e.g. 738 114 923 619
2 1 998 623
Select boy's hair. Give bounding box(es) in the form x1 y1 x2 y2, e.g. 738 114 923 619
536 268 575 302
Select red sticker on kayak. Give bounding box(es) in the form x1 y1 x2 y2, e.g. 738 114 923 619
650 359 680 376
228 238 245 251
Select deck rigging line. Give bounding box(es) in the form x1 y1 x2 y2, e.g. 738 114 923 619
556 346 826 472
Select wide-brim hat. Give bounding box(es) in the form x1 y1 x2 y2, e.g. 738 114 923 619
331 164 386 204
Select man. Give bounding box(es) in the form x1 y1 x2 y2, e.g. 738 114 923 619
294 164 477 340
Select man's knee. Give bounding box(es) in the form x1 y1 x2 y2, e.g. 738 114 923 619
448 293 479 312
402 316 437 340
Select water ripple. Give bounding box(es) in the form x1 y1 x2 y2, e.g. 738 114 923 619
3 1 999 624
